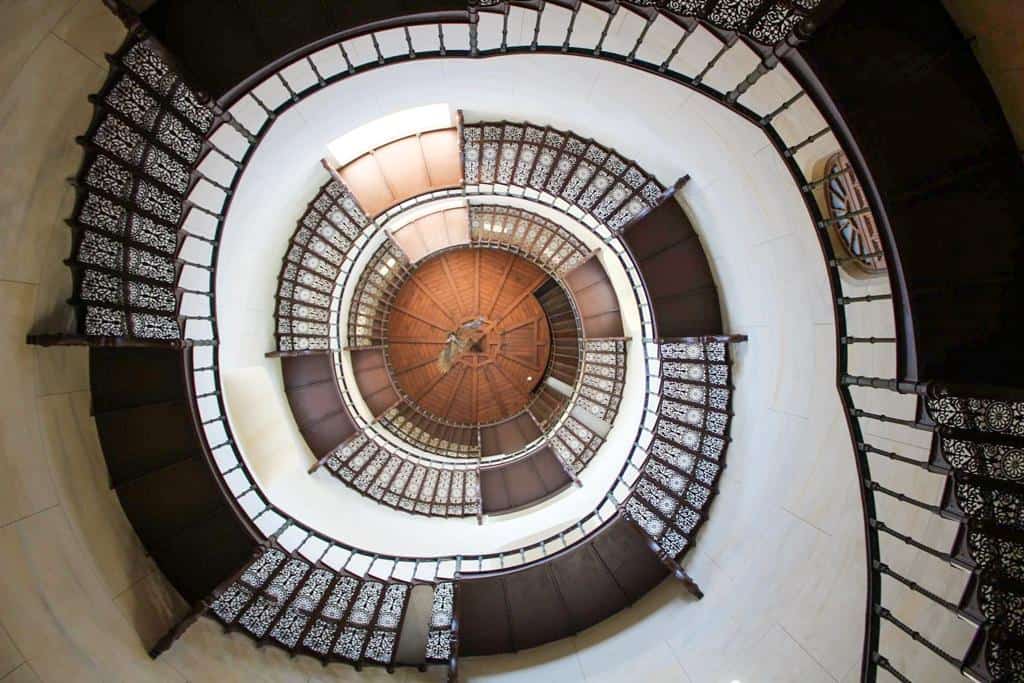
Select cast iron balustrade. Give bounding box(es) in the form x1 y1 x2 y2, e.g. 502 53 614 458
624 337 738 560
30 32 214 346
62 0 1022 679
576 339 627 424
469 205 591 278
274 177 372 354
426 581 458 667
461 121 665 231
318 427 482 516
548 413 606 474
840 379 1024 681
208 543 423 669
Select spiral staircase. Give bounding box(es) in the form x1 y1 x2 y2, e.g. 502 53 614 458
19 1 1024 681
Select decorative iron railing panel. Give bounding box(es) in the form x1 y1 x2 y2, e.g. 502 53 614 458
623 337 734 560
425 581 456 664
462 120 664 231
209 543 415 667
469 205 591 278
275 178 371 353
929 397 1024 440
577 339 627 425
633 0 823 46
548 413 606 475
63 32 214 344
321 428 482 517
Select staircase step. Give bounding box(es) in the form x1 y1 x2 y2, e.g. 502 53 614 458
457 577 513 656
549 538 630 626
115 457 226 542
592 518 671 600
149 507 254 604
479 411 541 457
622 200 721 337
480 447 570 514
90 347 186 413
458 515 669 656
503 565 574 651
95 400 201 488
89 347 256 611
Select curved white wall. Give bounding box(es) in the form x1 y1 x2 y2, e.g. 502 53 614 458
209 53 872 680
1 6 971 682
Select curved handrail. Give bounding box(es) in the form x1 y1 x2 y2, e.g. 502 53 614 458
339 190 610 469
164 6 997 680
175 6 777 576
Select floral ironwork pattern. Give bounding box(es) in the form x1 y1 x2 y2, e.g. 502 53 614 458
469 205 591 278
276 179 371 353
462 121 664 231
929 396 1024 439
578 339 627 424
624 338 733 560
67 32 214 342
916 386 1024 678
549 414 605 474
322 429 481 517
425 582 455 663
209 545 411 666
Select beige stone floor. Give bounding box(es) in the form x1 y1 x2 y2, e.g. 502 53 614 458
0 2 190 681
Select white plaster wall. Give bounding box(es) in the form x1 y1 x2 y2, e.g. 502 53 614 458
0 3 971 682
209 53 876 681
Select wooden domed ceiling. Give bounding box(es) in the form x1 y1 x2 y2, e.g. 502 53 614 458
386 247 553 425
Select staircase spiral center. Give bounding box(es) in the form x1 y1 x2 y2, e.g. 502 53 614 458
385 246 554 426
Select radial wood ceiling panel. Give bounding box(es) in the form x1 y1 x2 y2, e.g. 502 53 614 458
387 247 551 425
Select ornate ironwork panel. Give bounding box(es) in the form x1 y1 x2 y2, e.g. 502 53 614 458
209 544 411 666
469 205 590 278
624 338 734 560
67 32 214 343
275 178 371 353
929 396 1024 438
625 1 821 45
322 428 481 518
578 339 627 424
462 121 663 231
425 582 456 663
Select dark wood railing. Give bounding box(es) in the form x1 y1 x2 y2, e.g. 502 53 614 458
40 0 1024 678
